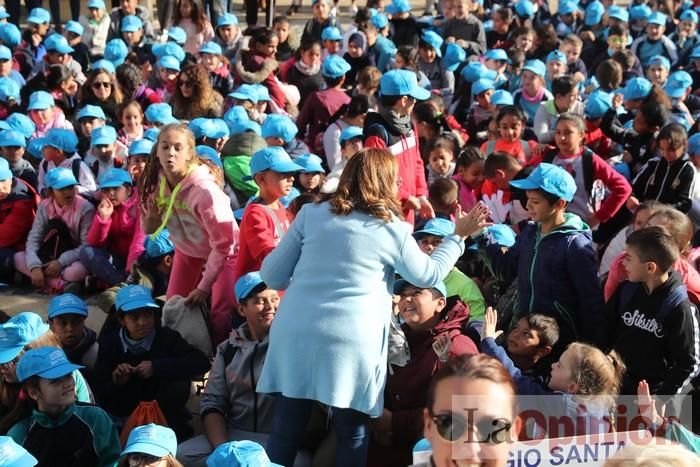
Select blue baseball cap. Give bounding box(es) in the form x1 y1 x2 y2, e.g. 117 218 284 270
0 436 38 467
321 26 343 41
0 312 49 364
0 45 10 61
461 61 497 82
622 77 652 101
665 70 693 98
322 55 351 78
145 103 178 125
546 50 566 64
200 41 223 55
235 272 266 302
523 59 546 77
630 4 652 21
121 15 143 33
0 23 21 48
196 145 222 167
491 89 514 106
45 167 79 189
0 158 11 181
152 42 186 63
261 114 298 143
370 13 389 29
104 39 128 66
688 132 700 156
394 278 448 298
648 11 666 25
515 0 535 18
77 104 107 121
443 43 466 72
421 30 443 57
167 26 187 45
224 106 261 136
65 20 84 36
17 347 82 382
27 90 54 110
27 7 50 24
158 55 181 71
608 5 629 22
340 126 363 144
0 77 19 104
45 128 78 153
87 0 106 8
681 9 699 22
413 218 455 238
91 125 117 146
99 168 132 189
144 229 174 258
129 138 154 156
122 424 177 458
229 84 259 103
584 90 612 119
216 12 239 28
558 0 578 15
247 146 303 179
190 118 227 139
207 440 282 467
296 153 325 173
252 84 271 102
485 48 510 63
585 1 605 26
116 285 159 312
0 130 26 148
47 293 88 319
6 114 35 139
143 127 161 142
470 223 517 250
92 59 116 74
648 55 670 70
473 78 495 96
386 0 411 14
380 69 430 100
26 137 46 159
509 162 576 202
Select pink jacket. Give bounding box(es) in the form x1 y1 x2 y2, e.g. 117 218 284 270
150 164 238 293
86 192 145 272
452 175 477 212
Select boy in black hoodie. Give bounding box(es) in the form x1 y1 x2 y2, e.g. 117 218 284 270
605 226 700 399
48 293 99 380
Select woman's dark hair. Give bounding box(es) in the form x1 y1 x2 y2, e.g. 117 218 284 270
45 64 72 90
172 0 209 33
413 100 452 135
496 105 527 125
640 100 670 129
329 94 370 124
116 63 144 98
455 146 484 169
249 27 278 48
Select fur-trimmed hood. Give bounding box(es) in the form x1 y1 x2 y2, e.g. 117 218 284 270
234 49 279 84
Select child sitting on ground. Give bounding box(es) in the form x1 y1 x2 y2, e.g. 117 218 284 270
84 125 129 181
47 293 99 373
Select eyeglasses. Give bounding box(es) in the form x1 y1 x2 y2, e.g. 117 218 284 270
92 81 112 89
430 411 512 444
127 453 161 466
179 80 194 88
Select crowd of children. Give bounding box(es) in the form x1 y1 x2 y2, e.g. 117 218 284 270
2 0 700 465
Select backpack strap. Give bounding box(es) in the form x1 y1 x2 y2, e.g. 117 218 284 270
250 197 285 241
90 159 99 178
581 148 594 197
657 285 689 325
72 158 83 182
484 140 496 157
222 342 238 367
521 140 531 160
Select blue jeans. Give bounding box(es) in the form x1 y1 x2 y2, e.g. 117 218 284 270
267 396 370 467
79 246 126 286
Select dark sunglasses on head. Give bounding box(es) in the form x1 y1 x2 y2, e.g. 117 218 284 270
92 81 111 89
430 411 512 444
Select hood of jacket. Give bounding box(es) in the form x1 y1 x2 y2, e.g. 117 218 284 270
222 131 267 158
235 49 279 84
537 212 590 238
402 296 470 349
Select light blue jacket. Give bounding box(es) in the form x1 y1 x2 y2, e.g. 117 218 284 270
257 202 465 416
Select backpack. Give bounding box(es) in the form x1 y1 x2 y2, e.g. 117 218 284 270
37 217 75 264
312 121 342 159
617 281 689 328
222 341 238 367
542 147 595 196
42 158 83 185
89 156 125 178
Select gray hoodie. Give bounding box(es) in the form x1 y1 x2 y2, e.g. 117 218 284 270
200 323 275 434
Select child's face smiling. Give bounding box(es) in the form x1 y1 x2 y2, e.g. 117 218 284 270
33 374 76 412
459 161 485 189
257 36 279 58
398 285 444 330
238 288 280 338
498 115 523 142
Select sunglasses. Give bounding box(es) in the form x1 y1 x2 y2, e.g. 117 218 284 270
127 453 161 466
92 81 112 89
430 411 512 444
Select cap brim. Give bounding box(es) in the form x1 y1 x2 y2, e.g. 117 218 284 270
410 86 431 101
509 178 539 190
36 362 83 380
49 307 88 318
120 301 159 312
665 86 687 98
0 344 24 364
121 442 171 458
413 228 448 238
49 180 78 190
92 138 116 146
269 161 304 173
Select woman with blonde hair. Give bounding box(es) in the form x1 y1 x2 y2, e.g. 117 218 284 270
78 68 124 125
257 148 492 467
170 63 223 121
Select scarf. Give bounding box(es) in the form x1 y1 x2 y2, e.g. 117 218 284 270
63 328 97 364
44 194 88 244
378 105 413 135
521 85 545 104
119 328 156 355
33 107 69 138
294 59 321 77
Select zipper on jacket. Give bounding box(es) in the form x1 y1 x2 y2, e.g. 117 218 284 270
250 344 258 433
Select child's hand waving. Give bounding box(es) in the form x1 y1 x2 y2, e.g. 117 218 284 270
432 333 452 363
481 307 503 341
454 202 492 240
638 380 663 428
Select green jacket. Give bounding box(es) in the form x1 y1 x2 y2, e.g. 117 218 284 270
444 267 486 320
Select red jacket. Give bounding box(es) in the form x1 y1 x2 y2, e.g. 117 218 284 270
585 121 613 159
235 202 290 283
0 178 38 251
234 50 286 109
296 87 351 145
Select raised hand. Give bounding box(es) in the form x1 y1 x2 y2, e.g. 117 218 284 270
454 202 492 239
432 333 452 362
481 306 503 341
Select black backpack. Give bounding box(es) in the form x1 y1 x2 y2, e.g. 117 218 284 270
37 218 75 264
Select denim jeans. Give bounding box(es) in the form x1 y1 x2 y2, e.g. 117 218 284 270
79 246 127 286
267 396 370 467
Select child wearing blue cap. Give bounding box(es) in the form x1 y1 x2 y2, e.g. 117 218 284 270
6 346 121 467
262 113 310 158
15 167 95 294
205 440 282 467
85 125 129 181
513 59 554 126
138 123 238 345
79 0 111 59
62 21 91 73
214 13 243 63
200 41 235 98
417 31 451 93
477 163 606 348
321 26 343 59
646 55 671 87
75 103 107 155
631 12 678 68
94 285 210 439
234 28 288 111
48 293 98 374
294 153 325 193
0 130 37 190
670 10 700 67
119 424 181 467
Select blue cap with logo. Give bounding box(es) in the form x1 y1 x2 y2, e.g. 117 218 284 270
17 346 82 382
77 104 107 121
322 55 351 78
122 424 178 458
491 89 514 106
0 312 49 364
0 158 11 181
48 293 88 319
261 114 298 143
413 218 455 238
92 59 116 74
321 26 343 41
6 114 34 139
630 4 652 21
167 26 187 45
608 5 629 22
370 13 389 29
129 138 154 156
158 55 181 72
235 272 266 302
648 55 670 70
394 278 448 298
648 11 666 25
665 70 693 98
472 79 495 96
688 132 700 156
99 168 132 189
584 90 612 119
461 61 497 82
0 77 19 104
45 128 78 153
27 7 50 24
0 130 26 148
145 103 178 125
207 440 282 467
115 285 159 313
523 59 546 77
442 43 466 72
421 30 443 57
509 162 577 202
546 50 566 64
196 145 222 167
340 125 363 144
152 42 186 63
296 153 325 173
121 15 143 33
65 20 84 36
0 436 38 467
622 77 652 101
216 12 239 28
485 48 510 63
143 127 161 142
45 167 79 189
380 69 430 100
229 84 259 103
515 0 535 18
0 23 21 48
27 90 54 110
144 229 175 258
200 41 223 55
91 125 117 146
247 146 303 179
585 1 605 26
104 38 128 66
